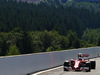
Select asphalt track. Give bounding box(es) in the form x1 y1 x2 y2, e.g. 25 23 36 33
32 57 100 75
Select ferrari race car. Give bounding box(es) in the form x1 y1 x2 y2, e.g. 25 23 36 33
64 53 96 72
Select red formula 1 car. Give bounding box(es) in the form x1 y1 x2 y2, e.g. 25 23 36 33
64 53 96 72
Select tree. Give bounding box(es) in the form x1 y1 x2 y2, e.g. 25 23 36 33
97 36 100 46
82 28 100 45
67 30 80 48
21 31 33 54
41 30 61 52
60 36 69 50
30 31 44 53
6 45 20 56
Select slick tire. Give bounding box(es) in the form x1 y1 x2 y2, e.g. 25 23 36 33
91 61 96 69
64 68 69 71
64 61 70 66
64 61 70 71
85 63 91 72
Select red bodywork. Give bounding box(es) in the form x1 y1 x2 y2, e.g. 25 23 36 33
67 54 90 70
83 54 89 57
69 59 88 70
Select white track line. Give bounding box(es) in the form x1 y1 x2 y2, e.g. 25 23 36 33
31 66 63 75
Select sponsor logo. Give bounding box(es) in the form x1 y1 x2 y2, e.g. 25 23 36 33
74 60 80 68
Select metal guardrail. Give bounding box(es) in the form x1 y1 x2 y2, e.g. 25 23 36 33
0 47 100 75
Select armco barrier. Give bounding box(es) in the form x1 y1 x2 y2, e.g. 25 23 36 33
0 47 100 75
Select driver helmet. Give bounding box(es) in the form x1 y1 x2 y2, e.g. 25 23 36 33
78 53 83 58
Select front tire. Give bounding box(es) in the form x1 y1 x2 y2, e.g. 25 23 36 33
85 62 91 72
64 68 69 71
64 61 70 71
91 61 96 69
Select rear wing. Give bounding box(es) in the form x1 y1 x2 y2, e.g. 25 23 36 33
83 54 89 57
78 53 89 58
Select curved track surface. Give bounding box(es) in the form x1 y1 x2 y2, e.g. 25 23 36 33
32 57 100 75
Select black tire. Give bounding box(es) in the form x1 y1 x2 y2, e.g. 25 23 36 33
91 61 96 69
64 68 69 71
64 61 70 71
64 62 70 66
85 62 91 72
